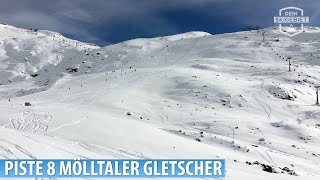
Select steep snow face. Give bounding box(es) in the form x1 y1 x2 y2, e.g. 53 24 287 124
0 24 98 98
0 24 320 180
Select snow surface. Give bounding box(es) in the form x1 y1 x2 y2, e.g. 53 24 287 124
0 23 320 179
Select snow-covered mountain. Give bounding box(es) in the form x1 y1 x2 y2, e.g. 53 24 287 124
1 23 320 179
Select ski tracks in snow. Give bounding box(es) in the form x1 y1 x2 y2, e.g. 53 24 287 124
0 138 36 159
79 142 152 159
5 111 52 135
253 93 272 121
252 90 279 167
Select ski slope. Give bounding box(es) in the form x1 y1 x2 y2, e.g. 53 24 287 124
0 23 320 179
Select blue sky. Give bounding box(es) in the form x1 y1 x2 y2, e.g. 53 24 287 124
1 0 319 46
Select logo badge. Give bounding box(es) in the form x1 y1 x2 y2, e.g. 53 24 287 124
274 7 309 37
